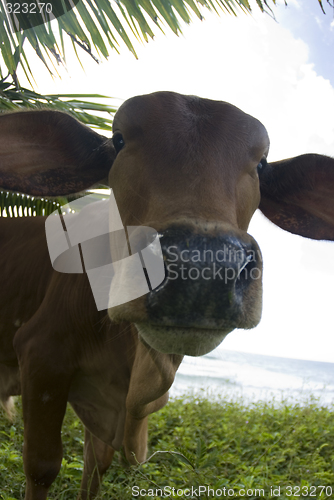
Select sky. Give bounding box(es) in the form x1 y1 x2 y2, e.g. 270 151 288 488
17 0 334 362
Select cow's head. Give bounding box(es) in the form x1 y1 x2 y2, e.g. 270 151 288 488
1 91 333 356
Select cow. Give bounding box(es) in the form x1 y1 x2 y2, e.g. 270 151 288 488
0 91 333 500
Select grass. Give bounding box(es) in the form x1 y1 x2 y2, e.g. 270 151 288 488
1 396 334 499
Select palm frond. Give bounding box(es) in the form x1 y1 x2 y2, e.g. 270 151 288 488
0 81 116 131
0 191 63 217
0 190 109 218
0 0 278 86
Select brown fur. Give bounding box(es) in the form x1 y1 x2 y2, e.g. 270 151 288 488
0 92 333 499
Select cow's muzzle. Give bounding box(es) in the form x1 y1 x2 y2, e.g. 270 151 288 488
136 227 263 356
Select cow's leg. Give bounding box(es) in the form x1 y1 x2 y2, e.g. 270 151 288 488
14 322 72 500
123 414 148 464
79 428 115 500
21 368 71 500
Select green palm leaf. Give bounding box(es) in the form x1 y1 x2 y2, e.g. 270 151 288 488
0 81 116 131
0 189 109 217
0 0 280 87
0 191 63 217
0 190 109 218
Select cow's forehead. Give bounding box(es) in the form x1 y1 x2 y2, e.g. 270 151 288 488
113 91 269 157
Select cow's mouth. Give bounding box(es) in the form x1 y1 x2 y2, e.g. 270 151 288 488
135 323 230 356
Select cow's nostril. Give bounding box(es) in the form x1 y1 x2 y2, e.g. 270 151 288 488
235 251 261 292
237 254 253 276
237 254 255 280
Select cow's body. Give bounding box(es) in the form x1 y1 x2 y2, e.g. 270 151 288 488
0 217 51 405
0 217 181 499
0 92 333 499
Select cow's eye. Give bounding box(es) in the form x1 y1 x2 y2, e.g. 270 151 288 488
112 133 125 154
257 157 268 174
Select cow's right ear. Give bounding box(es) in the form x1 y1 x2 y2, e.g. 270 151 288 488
0 110 116 196
259 153 334 241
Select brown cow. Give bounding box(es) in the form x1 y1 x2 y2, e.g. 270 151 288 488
0 91 333 499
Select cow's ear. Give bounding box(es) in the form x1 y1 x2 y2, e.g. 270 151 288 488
259 153 334 241
0 110 116 196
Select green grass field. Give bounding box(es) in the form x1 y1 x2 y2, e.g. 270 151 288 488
1 396 334 499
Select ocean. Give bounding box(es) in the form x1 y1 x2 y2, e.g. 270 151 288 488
170 348 334 406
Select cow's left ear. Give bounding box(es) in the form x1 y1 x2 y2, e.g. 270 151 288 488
0 110 116 196
259 153 334 241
